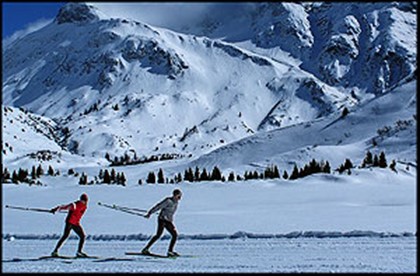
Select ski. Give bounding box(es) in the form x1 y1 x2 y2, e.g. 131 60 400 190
125 252 175 258
38 255 77 260
125 252 196 258
38 255 100 260
92 257 135 262
75 255 101 259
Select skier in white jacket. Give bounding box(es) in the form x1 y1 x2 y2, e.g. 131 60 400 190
142 189 182 257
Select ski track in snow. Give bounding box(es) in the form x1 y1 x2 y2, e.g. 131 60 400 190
2 238 416 272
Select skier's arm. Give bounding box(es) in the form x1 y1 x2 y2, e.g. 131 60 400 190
50 202 75 214
145 198 169 217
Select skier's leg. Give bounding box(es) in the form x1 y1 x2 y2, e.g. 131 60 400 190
164 221 178 252
72 225 86 253
53 223 72 252
144 219 164 250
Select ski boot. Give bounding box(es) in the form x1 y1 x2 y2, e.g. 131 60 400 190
167 251 180 257
76 251 89 257
141 248 151 255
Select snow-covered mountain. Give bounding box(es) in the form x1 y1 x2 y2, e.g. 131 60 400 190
177 2 417 94
1 2 417 172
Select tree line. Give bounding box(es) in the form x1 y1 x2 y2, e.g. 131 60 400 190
106 152 186 166
140 150 397 184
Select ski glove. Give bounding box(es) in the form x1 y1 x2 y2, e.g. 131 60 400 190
50 207 59 214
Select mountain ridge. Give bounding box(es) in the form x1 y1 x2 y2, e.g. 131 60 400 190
2 2 417 173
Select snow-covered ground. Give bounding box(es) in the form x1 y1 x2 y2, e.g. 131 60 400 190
2 237 416 272
2 169 416 235
2 166 416 272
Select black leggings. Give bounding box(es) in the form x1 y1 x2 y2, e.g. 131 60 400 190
145 218 178 252
54 223 85 253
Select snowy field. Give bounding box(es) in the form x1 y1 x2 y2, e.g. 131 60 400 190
2 237 416 272
2 167 417 273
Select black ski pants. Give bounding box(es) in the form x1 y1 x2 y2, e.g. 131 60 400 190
145 218 178 252
54 222 85 253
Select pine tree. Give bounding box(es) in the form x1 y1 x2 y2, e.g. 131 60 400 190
36 164 44 177
68 168 75 175
228 172 235 181
289 165 299 180
211 166 222 181
157 168 165 184
323 161 331 174
309 159 318 174
183 168 194 182
177 172 183 183
120 172 126 186
273 165 280 178
344 159 353 170
378 151 387 168
147 171 156 184
99 169 104 179
103 169 111 184
12 170 19 184
3 168 11 181
341 107 349 117
373 154 379 167
282 170 289 179
79 173 87 185
389 160 397 173
31 166 37 179
110 169 116 183
18 168 28 182
188 167 194 181
138 179 143 185
48 165 54 176
194 167 200 182
200 168 208 181
362 151 373 167
252 171 259 180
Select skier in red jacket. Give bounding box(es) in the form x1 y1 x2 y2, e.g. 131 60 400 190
50 193 89 257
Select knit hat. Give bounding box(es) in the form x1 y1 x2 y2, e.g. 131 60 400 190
80 193 88 202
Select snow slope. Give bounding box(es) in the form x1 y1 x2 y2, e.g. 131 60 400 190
3 2 416 164
189 78 416 173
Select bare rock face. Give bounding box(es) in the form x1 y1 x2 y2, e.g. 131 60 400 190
55 2 100 25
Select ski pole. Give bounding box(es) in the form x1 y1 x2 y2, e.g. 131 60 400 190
97 202 148 217
115 205 148 213
5 205 54 213
97 202 148 213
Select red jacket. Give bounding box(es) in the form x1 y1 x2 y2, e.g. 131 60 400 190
57 200 87 226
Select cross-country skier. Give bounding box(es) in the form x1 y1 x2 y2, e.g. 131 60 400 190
142 189 182 257
50 193 89 257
